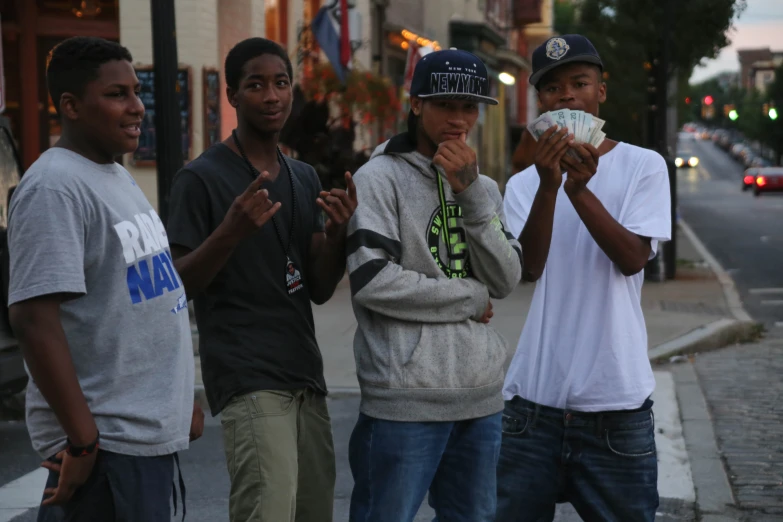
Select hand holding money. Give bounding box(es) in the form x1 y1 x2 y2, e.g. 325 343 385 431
532 126 571 192
562 142 600 197
527 109 606 149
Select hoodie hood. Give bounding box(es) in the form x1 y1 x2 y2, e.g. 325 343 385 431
371 132 437 180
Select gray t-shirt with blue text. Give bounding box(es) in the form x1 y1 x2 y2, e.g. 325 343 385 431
8 147 194 458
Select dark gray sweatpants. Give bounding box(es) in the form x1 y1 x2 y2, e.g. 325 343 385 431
36 450 184 522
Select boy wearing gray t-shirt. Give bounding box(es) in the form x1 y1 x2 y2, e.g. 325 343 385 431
7 37 200 522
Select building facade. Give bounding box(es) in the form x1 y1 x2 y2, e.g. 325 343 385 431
2 0 546 205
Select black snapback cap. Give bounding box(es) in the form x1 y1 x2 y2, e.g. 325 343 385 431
530 34 603 87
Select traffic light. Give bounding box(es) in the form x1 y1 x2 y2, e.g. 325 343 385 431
763 103 770 116
729 109 738 121
770 108 779 121
685 97 691 105
704 95 714 106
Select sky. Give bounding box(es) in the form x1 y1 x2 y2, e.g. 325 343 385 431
689 0 783 84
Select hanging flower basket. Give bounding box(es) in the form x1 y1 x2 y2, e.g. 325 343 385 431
300 62 402 131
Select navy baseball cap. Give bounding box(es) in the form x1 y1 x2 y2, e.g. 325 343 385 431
529 35 603 87
410 48 498 105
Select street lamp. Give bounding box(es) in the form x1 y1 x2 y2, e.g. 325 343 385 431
498 72 516 85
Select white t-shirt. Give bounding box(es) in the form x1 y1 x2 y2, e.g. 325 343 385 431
502 142 671 412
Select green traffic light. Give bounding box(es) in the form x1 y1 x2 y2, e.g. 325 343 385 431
729 109 738 121
770 108 779 120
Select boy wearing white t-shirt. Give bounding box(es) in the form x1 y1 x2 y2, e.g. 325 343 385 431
496 35 671 522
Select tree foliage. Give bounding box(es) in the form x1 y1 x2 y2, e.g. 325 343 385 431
556 0 746 145
684 61 783 164
763 61 783 163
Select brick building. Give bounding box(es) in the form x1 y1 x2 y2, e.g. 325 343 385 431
1 0 546 203
0 0 374 208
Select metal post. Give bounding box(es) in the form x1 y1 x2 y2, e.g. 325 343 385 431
150 0 182 225
657 0 673 157
660 0 676 279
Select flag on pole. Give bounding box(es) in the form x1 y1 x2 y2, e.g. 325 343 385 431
339 0 350 68
403 42 433 93
311 3 350 83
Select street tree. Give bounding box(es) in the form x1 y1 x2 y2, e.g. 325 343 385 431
764 62 783 164
557 0 747 145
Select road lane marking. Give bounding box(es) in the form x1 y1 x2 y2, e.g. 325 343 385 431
761 300 783 306
749 288 783 295
0 467 47 521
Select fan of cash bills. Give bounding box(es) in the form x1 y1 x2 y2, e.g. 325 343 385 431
527 109 606 149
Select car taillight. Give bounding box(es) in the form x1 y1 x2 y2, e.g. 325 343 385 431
744 175 754 184
757 176 767 187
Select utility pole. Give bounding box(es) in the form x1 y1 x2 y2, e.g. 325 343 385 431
645 0 676 281
150 0 182 225
659 0 676 280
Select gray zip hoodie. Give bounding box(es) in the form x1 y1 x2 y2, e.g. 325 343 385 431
346 132 523 422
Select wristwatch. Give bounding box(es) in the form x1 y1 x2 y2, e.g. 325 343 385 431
66 431 100 458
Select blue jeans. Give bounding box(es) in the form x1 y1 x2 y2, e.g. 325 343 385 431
496 397 658 522
348 411 502 522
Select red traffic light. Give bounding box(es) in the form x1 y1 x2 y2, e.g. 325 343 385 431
685 97 691 104
704 95 714 106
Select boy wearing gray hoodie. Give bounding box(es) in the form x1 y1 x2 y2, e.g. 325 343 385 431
345 49 522 522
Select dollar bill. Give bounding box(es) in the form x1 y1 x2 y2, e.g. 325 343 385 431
549 109 571 133
591 130 606 148
580 113 593 143
568 111 579 137
526 112 558 140
586 116 606 144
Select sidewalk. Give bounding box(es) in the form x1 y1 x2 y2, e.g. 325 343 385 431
185 222 764 521
193 222 755 391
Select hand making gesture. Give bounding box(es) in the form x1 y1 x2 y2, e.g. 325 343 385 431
220 172 282 242
317 171 359 238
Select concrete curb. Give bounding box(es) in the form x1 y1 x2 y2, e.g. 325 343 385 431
649 318 760 363
648 219 760 362
672 363 737 517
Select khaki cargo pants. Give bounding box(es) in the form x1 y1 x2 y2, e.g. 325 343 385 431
220 388 336 522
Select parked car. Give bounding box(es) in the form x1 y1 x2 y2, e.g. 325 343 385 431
743 167 760 191
750 156 773 168
743 152 758 168
0 116 26 398
730 143 748 160
753 167 783 196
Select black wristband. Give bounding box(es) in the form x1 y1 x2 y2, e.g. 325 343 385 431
66 431 100 458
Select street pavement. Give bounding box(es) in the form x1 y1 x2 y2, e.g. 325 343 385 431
0 232 718 522
692 330 783 521
1 134 781 520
